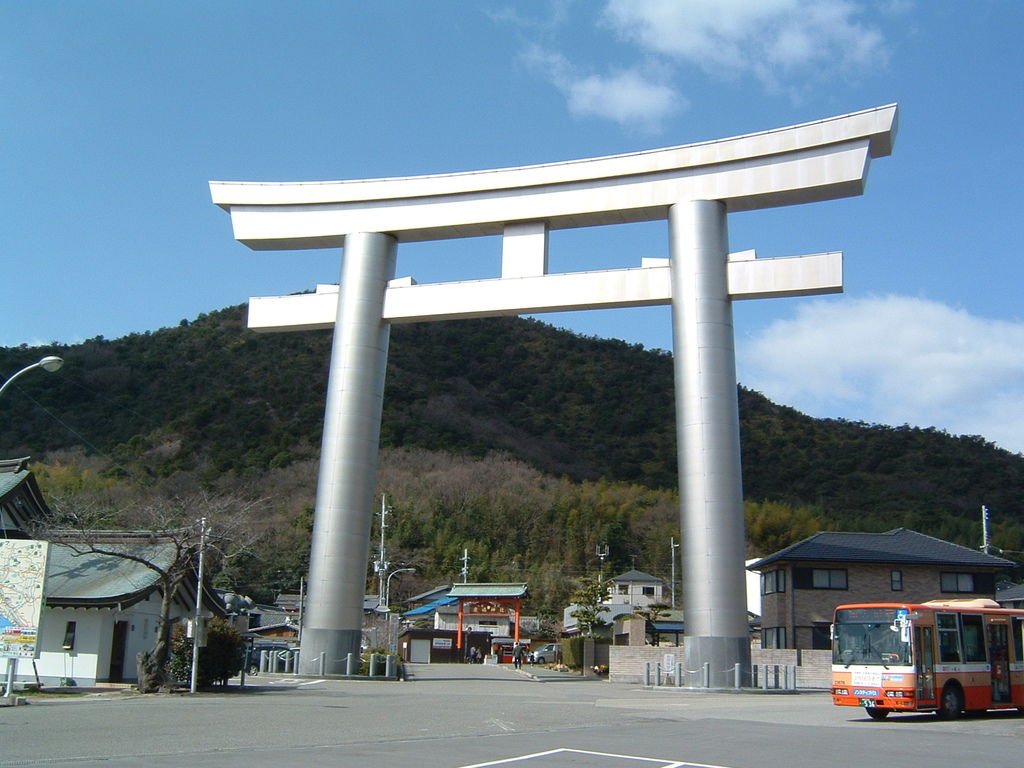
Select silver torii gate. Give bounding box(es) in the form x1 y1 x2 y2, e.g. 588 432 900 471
211 104 897 683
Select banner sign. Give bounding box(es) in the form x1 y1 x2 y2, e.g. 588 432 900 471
463 600 510 616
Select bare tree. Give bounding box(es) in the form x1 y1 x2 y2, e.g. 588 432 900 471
33 491 262 692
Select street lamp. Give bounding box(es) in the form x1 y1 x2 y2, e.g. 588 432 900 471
0 356 64 399
384 567 415 611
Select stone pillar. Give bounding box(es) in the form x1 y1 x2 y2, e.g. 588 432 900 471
668 200 751 687
299 232 397 675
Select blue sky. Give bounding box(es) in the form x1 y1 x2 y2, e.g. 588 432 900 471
3 2 1023 454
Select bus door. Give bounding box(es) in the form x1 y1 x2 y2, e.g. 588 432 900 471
987 621 1011 704
914 625 936 704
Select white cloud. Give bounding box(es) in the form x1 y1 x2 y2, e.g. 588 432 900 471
738 296 1024 455
521 45 683 130
602 0 888 87
510 1 888 129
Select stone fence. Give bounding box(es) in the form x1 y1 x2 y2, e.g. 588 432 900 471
608 644 831 689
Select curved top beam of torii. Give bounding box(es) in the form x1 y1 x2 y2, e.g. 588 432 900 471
211 104 897 251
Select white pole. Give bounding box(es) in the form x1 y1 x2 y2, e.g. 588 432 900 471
982 505 991 555
297 576 304 645
670 536 679 609
4 658 15 697
377 495 389 608
189 517 207 694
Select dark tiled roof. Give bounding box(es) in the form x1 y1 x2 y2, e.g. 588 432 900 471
408 584 452 603
609 569 662 583
0 465 51 533
45 541 177 603
748 528 1013 570
997 583 1024 602
42 539 224 615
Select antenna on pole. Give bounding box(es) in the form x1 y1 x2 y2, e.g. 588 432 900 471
596 544 609 584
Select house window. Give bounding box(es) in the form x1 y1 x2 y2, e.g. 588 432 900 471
812 569 847 589
811 623 832 650
762 627 787 649
62 621 77 650
941 572 975 593
641 586 655 596
617 584 629 595
761 569 786 595
890 570 903 591
793 568 847 590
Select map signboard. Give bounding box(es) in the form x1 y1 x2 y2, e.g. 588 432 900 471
0 540 50 659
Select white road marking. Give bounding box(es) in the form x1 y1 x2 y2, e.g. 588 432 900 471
457 747 735 768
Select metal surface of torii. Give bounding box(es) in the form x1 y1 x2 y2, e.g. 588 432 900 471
211 104 897 682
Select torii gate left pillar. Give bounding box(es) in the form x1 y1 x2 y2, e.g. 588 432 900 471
211 105 897 680
302 232 396 666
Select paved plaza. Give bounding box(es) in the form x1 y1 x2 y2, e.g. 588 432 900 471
2 663 1022 767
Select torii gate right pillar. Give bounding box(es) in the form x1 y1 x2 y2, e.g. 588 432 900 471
669 200 751 686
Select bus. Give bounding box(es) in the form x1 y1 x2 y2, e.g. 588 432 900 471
831 599 1024 719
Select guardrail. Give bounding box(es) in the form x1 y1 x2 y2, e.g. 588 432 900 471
641 661 797 690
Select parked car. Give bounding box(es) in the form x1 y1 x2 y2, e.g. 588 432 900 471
528 643 560 664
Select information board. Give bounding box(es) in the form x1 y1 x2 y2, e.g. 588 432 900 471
0 540 50 659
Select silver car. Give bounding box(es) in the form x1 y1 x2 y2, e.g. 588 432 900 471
529 643 560 664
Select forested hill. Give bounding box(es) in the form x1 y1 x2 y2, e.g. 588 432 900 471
2 303 1023 551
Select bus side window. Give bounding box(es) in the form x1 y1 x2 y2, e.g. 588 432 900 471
937 613 962 663
961 614 987 662
1013 617 1024 662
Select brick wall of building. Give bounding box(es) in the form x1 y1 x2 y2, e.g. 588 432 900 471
758 562 996 650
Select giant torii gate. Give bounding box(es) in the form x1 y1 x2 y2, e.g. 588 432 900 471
211 104 897 684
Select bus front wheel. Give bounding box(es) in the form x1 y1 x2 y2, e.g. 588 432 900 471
938 683 964 719
865 707 889 720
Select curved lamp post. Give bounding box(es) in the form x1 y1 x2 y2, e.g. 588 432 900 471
0 356 64 399
0 354 62 698
384 567 415 611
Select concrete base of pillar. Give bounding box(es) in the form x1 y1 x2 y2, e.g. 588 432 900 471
685 634 752 688
298 627 362 676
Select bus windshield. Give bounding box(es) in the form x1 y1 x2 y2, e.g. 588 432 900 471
833 608 912 667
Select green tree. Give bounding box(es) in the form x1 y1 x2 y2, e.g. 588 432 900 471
169 617 245 688
569 575 610 637
632 601 670 624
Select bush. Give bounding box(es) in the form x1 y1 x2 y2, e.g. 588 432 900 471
563 636 585 669
169 617 245 688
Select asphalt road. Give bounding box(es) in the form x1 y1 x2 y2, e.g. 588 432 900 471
2 663 1023 767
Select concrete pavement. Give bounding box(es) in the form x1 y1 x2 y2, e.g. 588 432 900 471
2 663 1022 767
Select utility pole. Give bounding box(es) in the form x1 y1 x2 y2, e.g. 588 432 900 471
982 505 991 555
460 548 470 583
376 495 390 608
670 536 680 609
190 517 207 695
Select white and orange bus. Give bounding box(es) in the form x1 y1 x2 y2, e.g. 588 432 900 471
831 599 1024 719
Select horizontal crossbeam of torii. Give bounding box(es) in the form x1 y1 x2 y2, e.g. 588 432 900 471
211 104 897 683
